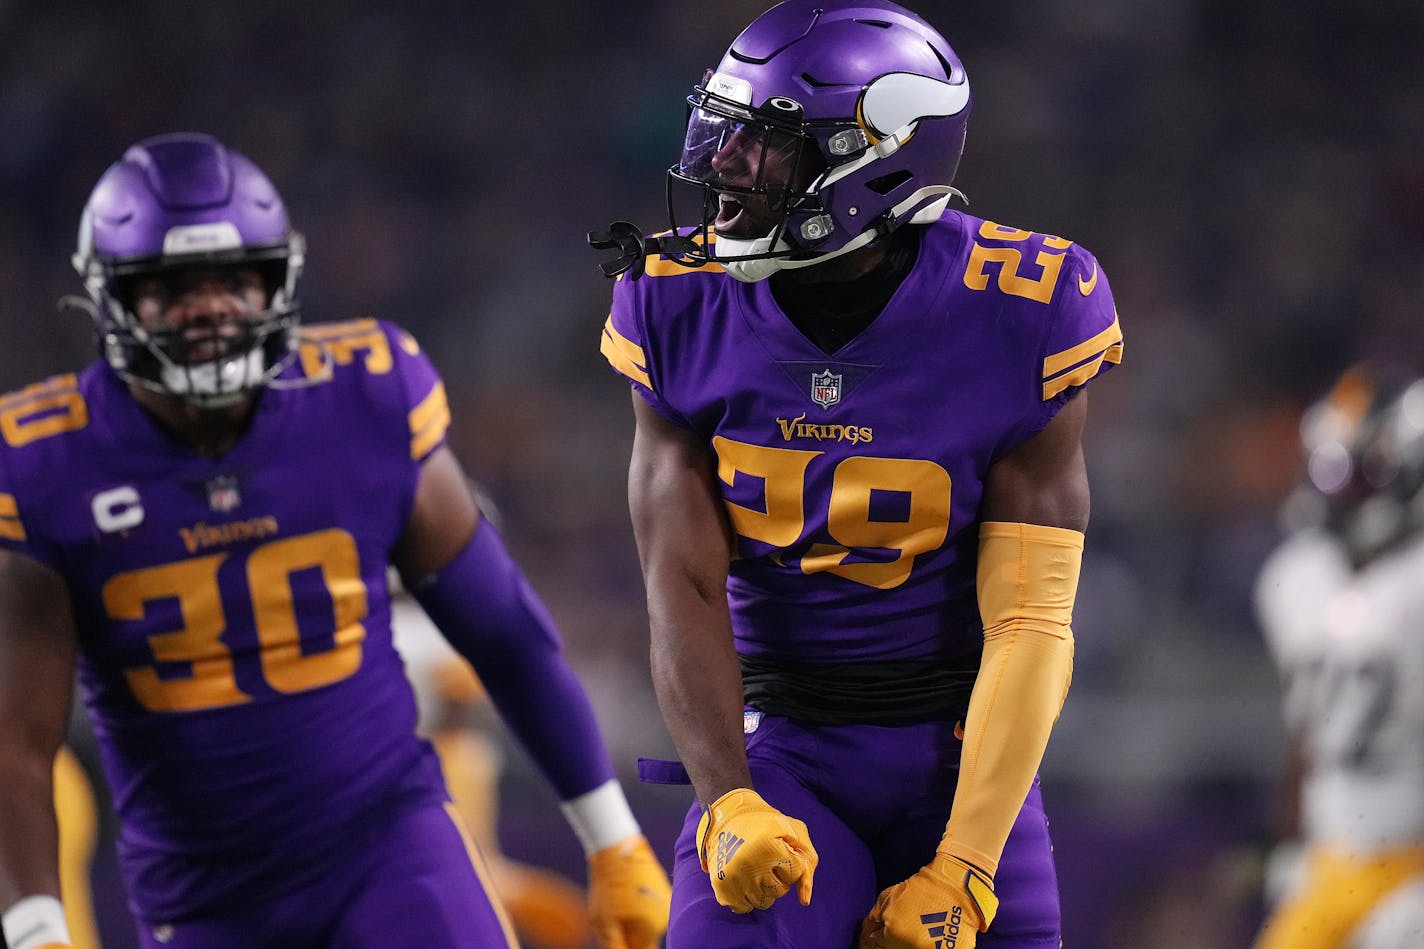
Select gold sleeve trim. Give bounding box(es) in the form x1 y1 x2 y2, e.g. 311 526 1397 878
1041 309 1123 400
1042 313 1123 378
600 316 653 389
409 381 451 460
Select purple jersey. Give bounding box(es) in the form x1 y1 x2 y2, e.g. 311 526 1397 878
0 319 454 918
602 211 1121 664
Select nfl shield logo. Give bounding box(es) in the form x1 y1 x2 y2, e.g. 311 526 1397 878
205 475 241 513
810 369 842 409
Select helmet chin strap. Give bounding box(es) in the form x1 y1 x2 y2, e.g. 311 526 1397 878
717 184 963 283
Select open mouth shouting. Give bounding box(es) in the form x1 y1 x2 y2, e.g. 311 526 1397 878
715 192 781 239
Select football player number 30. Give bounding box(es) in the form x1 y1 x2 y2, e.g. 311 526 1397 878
713 437 951 590
103 529 367 712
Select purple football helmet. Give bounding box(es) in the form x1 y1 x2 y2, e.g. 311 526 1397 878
1290 366 1424 564
72 132 305 406
667 0 972 281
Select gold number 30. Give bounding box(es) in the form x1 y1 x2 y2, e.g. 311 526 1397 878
102 529 368 712
713 438 951 590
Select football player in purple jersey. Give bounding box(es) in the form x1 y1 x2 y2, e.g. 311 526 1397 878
590 2 1122 947
0 133 670 949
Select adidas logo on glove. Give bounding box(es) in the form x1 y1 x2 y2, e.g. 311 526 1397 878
920 905 964 948
713 831 745 880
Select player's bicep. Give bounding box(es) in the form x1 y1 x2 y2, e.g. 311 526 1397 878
628 393 733 605
0 547 77 759
981 391 1090 531
393 445 481 583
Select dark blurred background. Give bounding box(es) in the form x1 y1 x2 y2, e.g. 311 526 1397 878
3 1 1422 946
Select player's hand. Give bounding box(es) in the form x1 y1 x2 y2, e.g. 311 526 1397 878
859 852 998 949
586 833 672 949
694 788 818 913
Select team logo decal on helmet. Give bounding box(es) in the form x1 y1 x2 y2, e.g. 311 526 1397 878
70 132 307 407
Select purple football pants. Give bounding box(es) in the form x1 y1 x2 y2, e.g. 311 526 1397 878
663 713 1061 949
129 796 518 948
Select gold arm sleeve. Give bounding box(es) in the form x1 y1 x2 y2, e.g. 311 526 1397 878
940 521 1081 878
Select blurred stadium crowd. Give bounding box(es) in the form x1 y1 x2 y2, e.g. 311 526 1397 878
1 1 1420 945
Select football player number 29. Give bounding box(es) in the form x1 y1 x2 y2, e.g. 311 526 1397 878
103 529 367 712
713 437 950 590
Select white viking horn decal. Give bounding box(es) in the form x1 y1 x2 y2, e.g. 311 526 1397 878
860 72 971 139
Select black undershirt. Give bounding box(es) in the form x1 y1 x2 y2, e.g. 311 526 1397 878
739 652 980 725
769 226 923 355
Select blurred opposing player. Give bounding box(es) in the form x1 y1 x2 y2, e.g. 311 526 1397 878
391 567 595 949
1252 368 1424 949
590 2 1121 946
0 132 669 949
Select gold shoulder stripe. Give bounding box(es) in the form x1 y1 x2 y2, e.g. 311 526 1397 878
1048 313 1122 396
1042 314 1123 378
1042 338 1123 400
0 492 25 541
637 230 723 278
409 381 450 460
601 316 652 389
643 255 724 278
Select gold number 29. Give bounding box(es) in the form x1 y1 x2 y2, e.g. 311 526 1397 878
713 438 951 590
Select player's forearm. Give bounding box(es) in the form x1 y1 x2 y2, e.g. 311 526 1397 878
0 750 62 910
647 581 752 805
412 515 615 800
942 626 1072 875
942 522 1080 877
0 552 77 912
482 645 619 799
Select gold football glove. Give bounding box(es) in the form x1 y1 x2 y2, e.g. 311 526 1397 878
586 834 671 949
859 852 998 949
694 788 818 913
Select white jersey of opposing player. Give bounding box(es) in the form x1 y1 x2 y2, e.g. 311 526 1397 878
1256 529 1424 851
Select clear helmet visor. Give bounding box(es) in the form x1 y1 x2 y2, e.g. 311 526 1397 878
676 102 812 206
678 106 749 182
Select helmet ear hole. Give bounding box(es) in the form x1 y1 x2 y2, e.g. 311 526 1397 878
866 170 913 195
